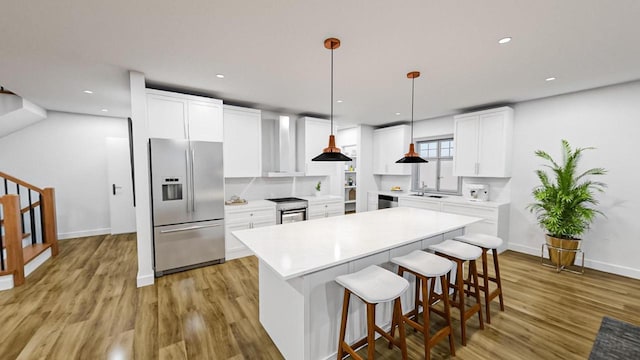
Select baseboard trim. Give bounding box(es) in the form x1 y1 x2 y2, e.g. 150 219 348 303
508 242 640 280
25 248 52 277
0 247 53 291
58 228 111 240
226 247 253 261
0 275 14 291
137 272 155 288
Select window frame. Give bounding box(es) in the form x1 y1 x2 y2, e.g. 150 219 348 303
411 136 462 195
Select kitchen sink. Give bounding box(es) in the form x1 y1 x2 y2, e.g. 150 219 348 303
410 194 446 198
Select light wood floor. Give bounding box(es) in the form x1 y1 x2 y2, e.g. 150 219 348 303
1 234 639 359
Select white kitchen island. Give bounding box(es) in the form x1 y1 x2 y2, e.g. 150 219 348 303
233 207 481 360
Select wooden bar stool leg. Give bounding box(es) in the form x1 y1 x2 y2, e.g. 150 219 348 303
493 248 505 311
481 249 491 324
422 277 431 360
337 289 351 360
394 298 408 360
367 303 376 359
470 260 485 330
455 259 467 345
414 276 421 329
441 275 456 356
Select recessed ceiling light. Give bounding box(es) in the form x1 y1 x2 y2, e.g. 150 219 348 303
545 77 557 82
336 100 343 103
216 74 225 78
83 90 93 94
498 37 512 44
395 112 401 116
101 109 108 112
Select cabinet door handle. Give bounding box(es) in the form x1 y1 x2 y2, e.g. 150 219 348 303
475 163 479 175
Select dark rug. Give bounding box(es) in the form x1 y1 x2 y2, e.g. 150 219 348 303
589 316 640 359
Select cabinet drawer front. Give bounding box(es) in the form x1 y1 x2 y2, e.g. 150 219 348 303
252 219 276 228
441 203 497 221
226 208 275 224
465 220 497 236
399 198 441 211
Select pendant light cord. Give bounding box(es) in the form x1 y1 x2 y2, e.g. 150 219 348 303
411 76 415 142
330 46 334 135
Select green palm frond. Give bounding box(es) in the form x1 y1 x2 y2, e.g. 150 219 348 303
528 139 606 239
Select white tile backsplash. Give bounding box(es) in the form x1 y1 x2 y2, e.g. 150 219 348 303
225 176 328 201
378 175 412 192
461 177 511 202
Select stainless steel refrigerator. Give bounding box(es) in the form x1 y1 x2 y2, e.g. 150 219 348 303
149 138 225 276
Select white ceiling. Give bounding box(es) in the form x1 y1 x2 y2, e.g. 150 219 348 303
1 1 639 126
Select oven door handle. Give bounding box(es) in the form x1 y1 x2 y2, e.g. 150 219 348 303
281 208 307 214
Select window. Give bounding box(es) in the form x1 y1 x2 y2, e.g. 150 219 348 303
411 138 462 194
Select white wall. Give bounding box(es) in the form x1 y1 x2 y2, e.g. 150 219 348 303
0 111 127 238
509 80 640 278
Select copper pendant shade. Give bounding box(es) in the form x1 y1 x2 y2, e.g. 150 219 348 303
312 38 352 162
396 71 428 164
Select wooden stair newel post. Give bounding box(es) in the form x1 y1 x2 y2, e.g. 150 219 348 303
3 195 25 286
42 187 59 257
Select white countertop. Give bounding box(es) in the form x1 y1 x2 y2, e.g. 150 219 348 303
299 195 343 202
233 207 481 280
371 190 509 207
224 199 276 210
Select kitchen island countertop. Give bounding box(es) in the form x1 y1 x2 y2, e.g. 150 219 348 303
233 206 481 280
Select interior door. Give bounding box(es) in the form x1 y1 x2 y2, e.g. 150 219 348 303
106 137 137 234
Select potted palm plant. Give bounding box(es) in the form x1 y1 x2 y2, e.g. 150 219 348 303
528 139 606 268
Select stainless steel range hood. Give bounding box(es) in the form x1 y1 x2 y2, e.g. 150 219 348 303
262 114 304 177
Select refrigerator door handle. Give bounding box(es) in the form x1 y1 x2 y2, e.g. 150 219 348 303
191 147 196 213
159 223 222 234
185 149 191 213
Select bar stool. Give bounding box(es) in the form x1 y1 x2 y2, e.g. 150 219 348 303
335 265 409 360
390 250 456 360
428 240 484 346
454 233 505 324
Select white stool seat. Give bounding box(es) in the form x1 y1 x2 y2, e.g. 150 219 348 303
429 239 482 260
455 233 503 249
392 250 454 277
335 265 409 303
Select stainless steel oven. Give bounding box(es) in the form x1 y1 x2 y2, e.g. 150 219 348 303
266 197 308 224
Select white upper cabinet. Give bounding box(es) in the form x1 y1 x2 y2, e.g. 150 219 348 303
146 89 223 142
453 107 514 177
188 100 223 142
223 105 262 178
373 125 411 175
297 117 339 176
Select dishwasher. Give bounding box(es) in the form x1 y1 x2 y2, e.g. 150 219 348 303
378 194 398 209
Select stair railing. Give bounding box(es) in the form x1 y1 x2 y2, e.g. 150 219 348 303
1 194 25 285
0 171 59 257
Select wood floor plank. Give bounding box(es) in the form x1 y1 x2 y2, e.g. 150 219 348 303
1 234 639 359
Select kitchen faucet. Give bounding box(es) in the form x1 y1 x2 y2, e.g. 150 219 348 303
419 181 426 196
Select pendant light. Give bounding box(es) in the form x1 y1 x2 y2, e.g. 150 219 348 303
396 71 428 163
312 38 352 162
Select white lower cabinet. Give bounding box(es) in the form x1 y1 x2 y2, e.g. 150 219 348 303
225 201 276 260
367 192 378 211
399 197 509 251
398 197 440 211
308 197 344 220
